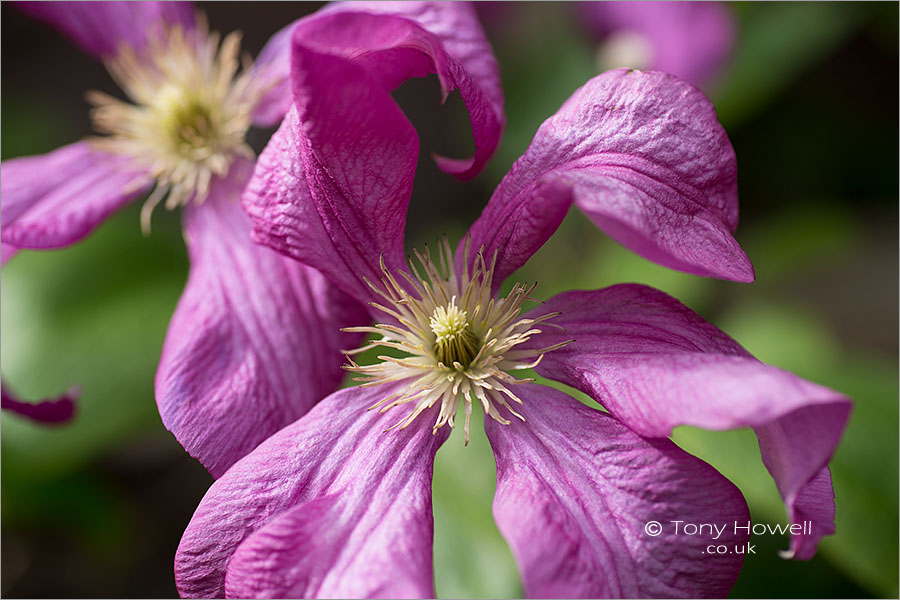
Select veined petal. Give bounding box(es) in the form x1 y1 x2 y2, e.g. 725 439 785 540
155 158 368 479
486 383 749 598
1 142 152 251
243 46 418 307
1 384 77 424
251 1 504 179
582 2 735 88
461 69 752 289
523 284 851 559
175 384 447 599
16 1 194 59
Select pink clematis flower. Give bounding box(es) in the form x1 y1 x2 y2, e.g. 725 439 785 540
581 1 736 89
2 1 504 478
174 19 849 597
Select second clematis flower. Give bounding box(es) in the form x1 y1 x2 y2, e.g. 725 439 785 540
174 19 851 599
580 1 736 90
2 1 505 477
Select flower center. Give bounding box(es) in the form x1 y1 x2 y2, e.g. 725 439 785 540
87 15 271 232
155 85 218 151
344 239 571 444
430 300 480 367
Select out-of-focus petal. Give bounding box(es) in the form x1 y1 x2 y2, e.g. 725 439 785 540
248 19 296 127
175 384 446 599
243 46 418 307
581 1 735 88
16 1 194 59
251 1 504 179
522 284 851 558
1 243 18 265
155 158 368 479
1 384 77 424
1 142 152 251
461 69 753 289
486 383 749 598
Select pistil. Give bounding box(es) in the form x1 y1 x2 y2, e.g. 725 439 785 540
430 299 480 367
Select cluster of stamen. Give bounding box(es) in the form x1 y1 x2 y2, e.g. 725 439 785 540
344 239 571 444
87 15 270 232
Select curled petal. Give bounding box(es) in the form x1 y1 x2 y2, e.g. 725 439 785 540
775 465 835 560
155 158 368 478
316 1 504 179
462 69 752 288
175 384 446 599
486 383 749 598
243 46 417 307
1 383 77 424
17 1 194 59
251 1 504 178
523 284 851 558
1 142 152 251
582 2 735 88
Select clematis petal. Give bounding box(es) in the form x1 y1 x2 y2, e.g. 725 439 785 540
155 158 368 479
16 1 194 59
248 19 296 127
776 465 835 560
1 243 18 266
582 2 735 88
1 384 77 424
1 142 152 251
461 69 753 288
315 1 504 179
486 383 749 598
243 45 418 307
522 284 851 558
175 384 446 599
250 1 504 178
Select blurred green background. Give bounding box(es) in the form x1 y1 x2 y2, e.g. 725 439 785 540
2 2 897 598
